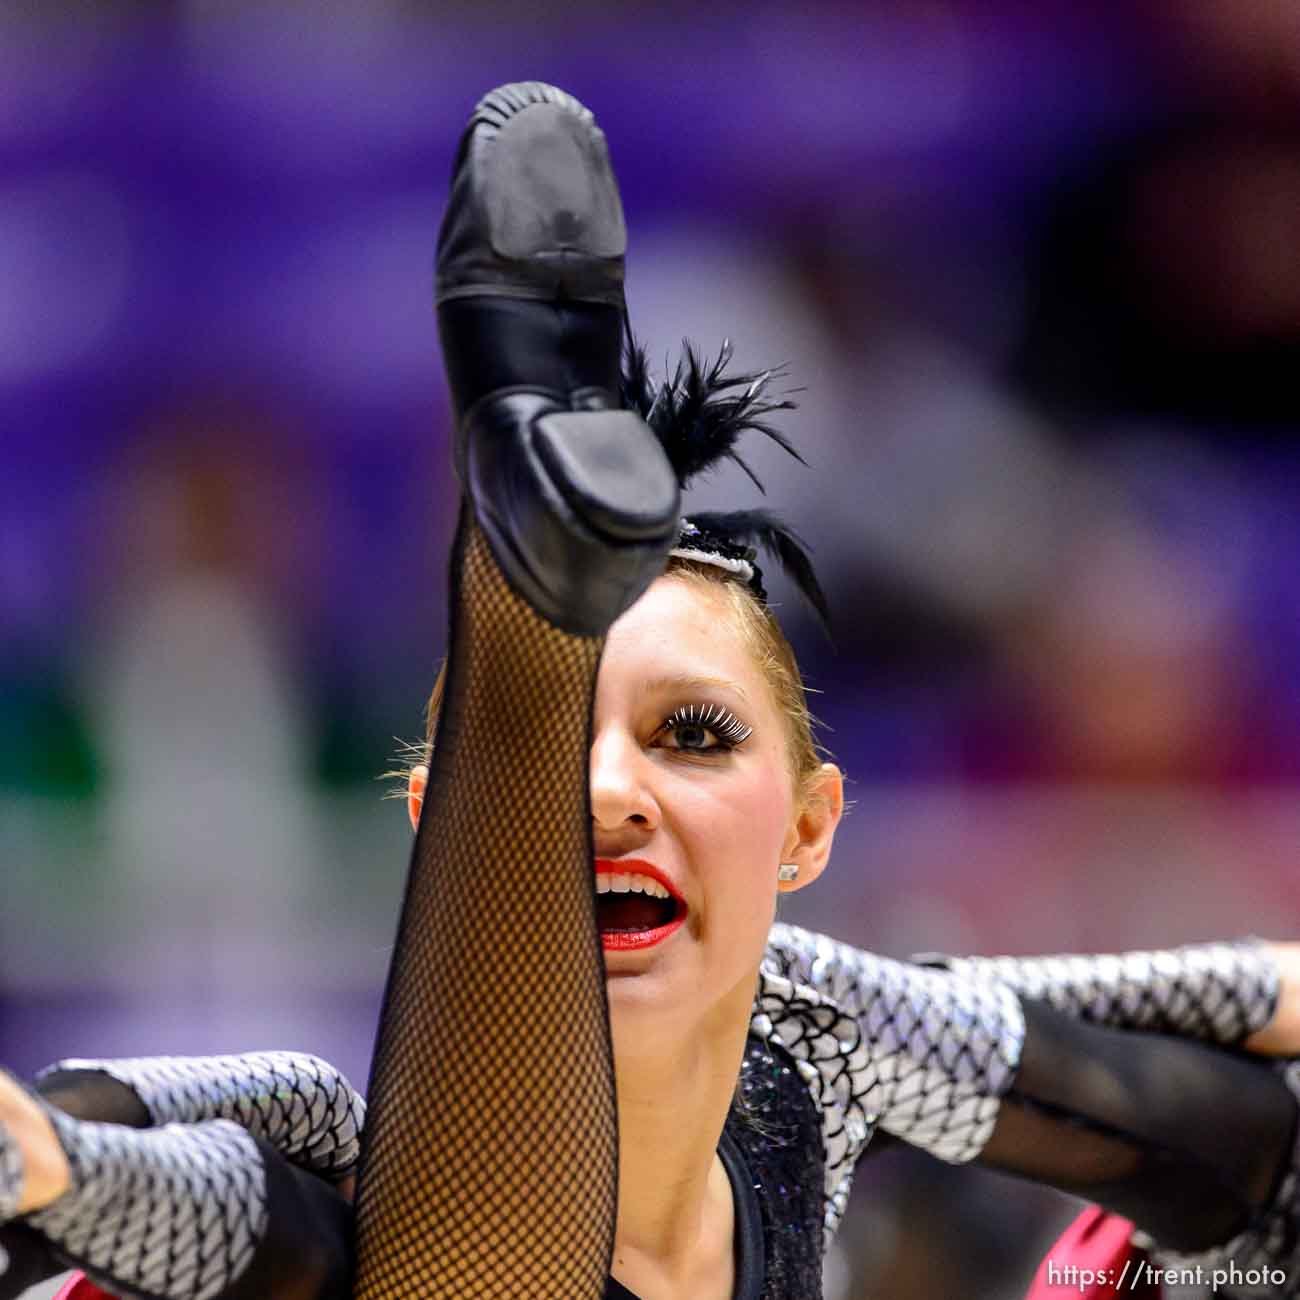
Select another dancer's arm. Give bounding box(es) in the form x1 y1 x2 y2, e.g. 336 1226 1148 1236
0 1055 362 1300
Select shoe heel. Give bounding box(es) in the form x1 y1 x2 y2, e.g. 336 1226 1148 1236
465 397 679 638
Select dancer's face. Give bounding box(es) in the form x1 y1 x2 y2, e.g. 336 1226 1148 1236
587 576 842 1036
407 574 843 1039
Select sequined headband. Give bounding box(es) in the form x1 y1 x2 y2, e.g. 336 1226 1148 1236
620 336 831 628
672 520 762 591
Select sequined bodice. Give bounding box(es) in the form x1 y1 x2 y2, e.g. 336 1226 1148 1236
726 1036 827 1299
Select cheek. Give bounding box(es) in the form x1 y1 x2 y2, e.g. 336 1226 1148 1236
670 750 793 899
724 772 792 876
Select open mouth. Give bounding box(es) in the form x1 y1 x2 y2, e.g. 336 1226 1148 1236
594 866 686 951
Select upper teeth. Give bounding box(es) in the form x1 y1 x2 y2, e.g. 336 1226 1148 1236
595 873 672 899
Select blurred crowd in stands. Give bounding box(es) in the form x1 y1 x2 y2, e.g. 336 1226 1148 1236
2 2 1299 1295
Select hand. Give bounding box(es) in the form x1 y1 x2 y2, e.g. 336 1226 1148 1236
0 1073 69 1216
1244 942 1300 1056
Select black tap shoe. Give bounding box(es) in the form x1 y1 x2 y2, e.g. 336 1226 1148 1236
436 82 680 638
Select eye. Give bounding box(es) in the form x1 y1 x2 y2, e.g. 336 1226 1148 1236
657 703 753 754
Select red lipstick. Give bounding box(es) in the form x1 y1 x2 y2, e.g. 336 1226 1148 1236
593 858 687 952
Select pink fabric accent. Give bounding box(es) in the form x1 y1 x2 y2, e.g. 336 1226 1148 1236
1025 1208 1162 1298
53 1275 109 1300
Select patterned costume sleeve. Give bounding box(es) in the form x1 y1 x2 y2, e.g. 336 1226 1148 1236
39 1053 364 1183
757 922 1025 1236
758 924 1290 1251
0 1054 363 1300
932 941 1279 1045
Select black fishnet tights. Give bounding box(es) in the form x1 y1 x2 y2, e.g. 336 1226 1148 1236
353 516 616 1298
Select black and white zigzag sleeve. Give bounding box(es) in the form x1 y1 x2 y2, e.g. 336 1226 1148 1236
1 1054 362 1300
756 923 1024 1235
28 1111 268 1300
41 1053 364 1183
935 941 1278 1044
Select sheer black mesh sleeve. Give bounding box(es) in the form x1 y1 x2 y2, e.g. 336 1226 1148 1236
756 921 1297 1289
352 520 617 1298
0 1223 60 1300
1140 1060 1300 1297
218 1138 353 1300
979 999 1300 1288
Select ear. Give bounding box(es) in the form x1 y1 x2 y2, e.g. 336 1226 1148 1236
778 763 843 893
407 764 428 834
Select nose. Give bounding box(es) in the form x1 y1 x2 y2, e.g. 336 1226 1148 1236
589 726 658 833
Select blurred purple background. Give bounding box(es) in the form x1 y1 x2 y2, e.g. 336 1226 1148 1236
4 3 1300 1296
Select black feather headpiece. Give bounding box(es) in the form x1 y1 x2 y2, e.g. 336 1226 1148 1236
621 335 830 629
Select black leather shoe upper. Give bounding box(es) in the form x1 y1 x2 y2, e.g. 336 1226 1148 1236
435 82 679 636
438 297 623 447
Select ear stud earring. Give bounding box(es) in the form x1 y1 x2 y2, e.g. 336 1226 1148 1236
777 863 799 882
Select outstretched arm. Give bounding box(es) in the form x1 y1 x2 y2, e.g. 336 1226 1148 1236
931 939 1300 1054
762 923 1300 1294
981 1004 1300 1295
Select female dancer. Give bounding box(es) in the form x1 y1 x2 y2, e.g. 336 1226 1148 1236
2 83 1299 1300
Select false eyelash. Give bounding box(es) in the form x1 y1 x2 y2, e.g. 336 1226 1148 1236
663 703 753 747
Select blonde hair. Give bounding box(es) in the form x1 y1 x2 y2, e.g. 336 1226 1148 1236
657 560 826 799
405 558 830 805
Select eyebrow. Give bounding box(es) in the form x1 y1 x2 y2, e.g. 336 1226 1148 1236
639 674 750 704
